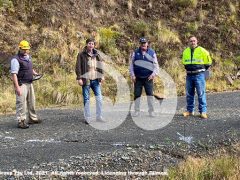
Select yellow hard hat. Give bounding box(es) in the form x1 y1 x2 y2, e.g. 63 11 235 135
19 40 30 50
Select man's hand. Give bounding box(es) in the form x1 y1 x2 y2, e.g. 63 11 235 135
12 73 22 95
33 69 39 76
131 76 136 83
77 79 83 86
16 86 22 96
99 77 105 85
148 74 155 81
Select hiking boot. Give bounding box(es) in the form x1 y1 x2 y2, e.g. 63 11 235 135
132 111 140 117
183 111 194 117
200 113 208 119
28 119 42 124
18 120 29 129
84 117 90 125
96 116 105 123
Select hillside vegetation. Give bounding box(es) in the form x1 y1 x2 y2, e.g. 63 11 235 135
0 0 240 113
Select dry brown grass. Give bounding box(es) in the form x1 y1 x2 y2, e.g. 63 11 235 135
168 144 240 180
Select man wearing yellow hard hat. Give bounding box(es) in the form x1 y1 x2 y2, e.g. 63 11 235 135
10 40 42 129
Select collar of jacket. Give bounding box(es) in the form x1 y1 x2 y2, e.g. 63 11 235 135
137 47 150 54
83 46 98 57
190 45 199 50
17 51 31 61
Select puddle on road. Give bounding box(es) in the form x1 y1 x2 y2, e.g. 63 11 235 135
4 136 15 140
0 135 61 143
26 139 61 143
112 142 126 147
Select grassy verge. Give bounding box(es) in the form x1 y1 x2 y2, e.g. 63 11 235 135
168 155 239 180
166 143 240 180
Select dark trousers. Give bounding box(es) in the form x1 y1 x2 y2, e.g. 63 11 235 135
134 77 154 112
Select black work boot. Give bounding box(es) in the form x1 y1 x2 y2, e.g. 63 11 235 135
28 119 42 124
18 120 29 129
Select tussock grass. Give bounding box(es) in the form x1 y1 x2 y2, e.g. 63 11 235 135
174 0 198 8
0 86 15 114
168 154 240 180
131 20 149 37
98 26 121 58
34 72 82 107
156 21 181 44
229 2 237 14
186 22 199 33
0 0 14 12
127 0 133 11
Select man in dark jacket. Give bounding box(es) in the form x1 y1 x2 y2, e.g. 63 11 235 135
129 37 159 117
75 38 104 124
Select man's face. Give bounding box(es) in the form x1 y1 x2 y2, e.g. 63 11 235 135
19 49 29 56
87 41 95 51
189 37 198 48
140 42 148 51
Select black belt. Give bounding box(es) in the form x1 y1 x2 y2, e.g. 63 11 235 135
187 69 205 74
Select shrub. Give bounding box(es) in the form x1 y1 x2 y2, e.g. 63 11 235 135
155 21 181 44
131 20 149 37
98 26 121 57
186 22 199 33
0 0 14 12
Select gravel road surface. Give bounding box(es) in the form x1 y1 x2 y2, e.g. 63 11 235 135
0 91 239 178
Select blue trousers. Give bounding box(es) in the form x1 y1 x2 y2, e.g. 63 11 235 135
186 72 207 113
82 79 102 119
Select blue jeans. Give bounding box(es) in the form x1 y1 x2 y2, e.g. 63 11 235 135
186 72 207 113
134 77 154 112
82 79 102 119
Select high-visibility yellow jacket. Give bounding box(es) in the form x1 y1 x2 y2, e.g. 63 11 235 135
182 46 212 65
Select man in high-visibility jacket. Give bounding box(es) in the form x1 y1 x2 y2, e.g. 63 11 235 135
182 36 212 119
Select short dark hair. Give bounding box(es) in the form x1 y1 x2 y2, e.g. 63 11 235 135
86 38 95 44
189 35 197 40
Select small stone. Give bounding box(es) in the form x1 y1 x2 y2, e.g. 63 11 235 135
121 156 130 161
149 145 155 149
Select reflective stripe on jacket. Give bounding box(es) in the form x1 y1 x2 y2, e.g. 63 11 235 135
133 48 155 78
182 46 212 65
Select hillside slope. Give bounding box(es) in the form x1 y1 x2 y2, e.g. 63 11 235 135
1 0 240 62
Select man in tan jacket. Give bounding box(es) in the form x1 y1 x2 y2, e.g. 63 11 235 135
75 38 104 124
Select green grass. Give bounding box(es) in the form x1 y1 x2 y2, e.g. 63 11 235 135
155 21 181 44
0 86 15 114
98 26 121 58
168 154 240 180
0 0 14 12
